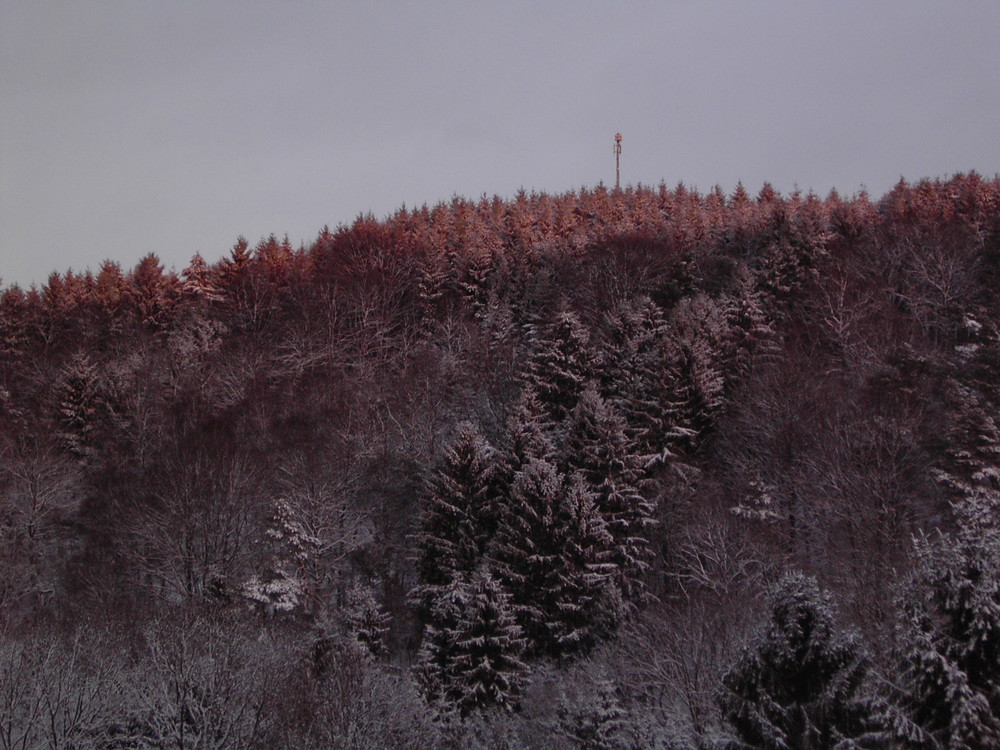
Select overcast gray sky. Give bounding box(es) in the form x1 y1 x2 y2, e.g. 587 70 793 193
2 1 999 288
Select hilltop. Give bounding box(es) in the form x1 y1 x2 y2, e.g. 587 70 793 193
2 175 999 747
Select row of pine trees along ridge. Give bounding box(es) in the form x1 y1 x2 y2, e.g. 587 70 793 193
0 174 999 747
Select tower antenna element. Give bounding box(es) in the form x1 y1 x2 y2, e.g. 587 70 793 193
614 133 622 190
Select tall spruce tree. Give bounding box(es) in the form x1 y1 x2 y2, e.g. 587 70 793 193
890 362 1000 747
600 295 726 468
935 378 1000 532
562 387 654 600
416 568 528 716
55 350 103 458
241 497 318 614
718 572 889 750
344 581 391 659
598 297 668 443
493 458 621 659
600 295 665 377
502 390 557 478
661 295 732 453
523 308 593 423
412 423 501 616
892 522 1000 749
557 678 633 750
180 252 223 304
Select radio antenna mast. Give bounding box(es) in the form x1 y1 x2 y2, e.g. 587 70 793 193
614 133 622 190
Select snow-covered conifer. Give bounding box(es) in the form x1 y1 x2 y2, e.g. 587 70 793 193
494 459 621 658
523 308 593 423
717 572 890 750
598 297 669 461
551 476 624 655
599 294 733 465
344 581 392 659
754 205 828 307
412 423 501 616
492 457 563 653
242 497 319 615
416 568 527 716
599 296 666 396
416 255 454 329
557 678 632 750
662 294 732 451
935 379 1000 533
180 252 222 304
721 267 780 376
55 351 103 457
500 390 557 481
562 387 654 600
128 253 175 330
892 526 1000 749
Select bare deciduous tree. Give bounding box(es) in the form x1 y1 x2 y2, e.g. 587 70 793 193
120 440 261 601
0 630 123 750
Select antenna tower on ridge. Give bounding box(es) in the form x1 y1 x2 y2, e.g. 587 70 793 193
614 133 622 190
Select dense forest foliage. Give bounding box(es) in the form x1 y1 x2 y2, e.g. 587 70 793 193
1 174 999 748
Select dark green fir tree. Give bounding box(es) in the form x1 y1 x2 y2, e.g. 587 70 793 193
416 568 528 717
717 572 890 750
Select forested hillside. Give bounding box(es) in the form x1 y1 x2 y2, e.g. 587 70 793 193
2 174 999 748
